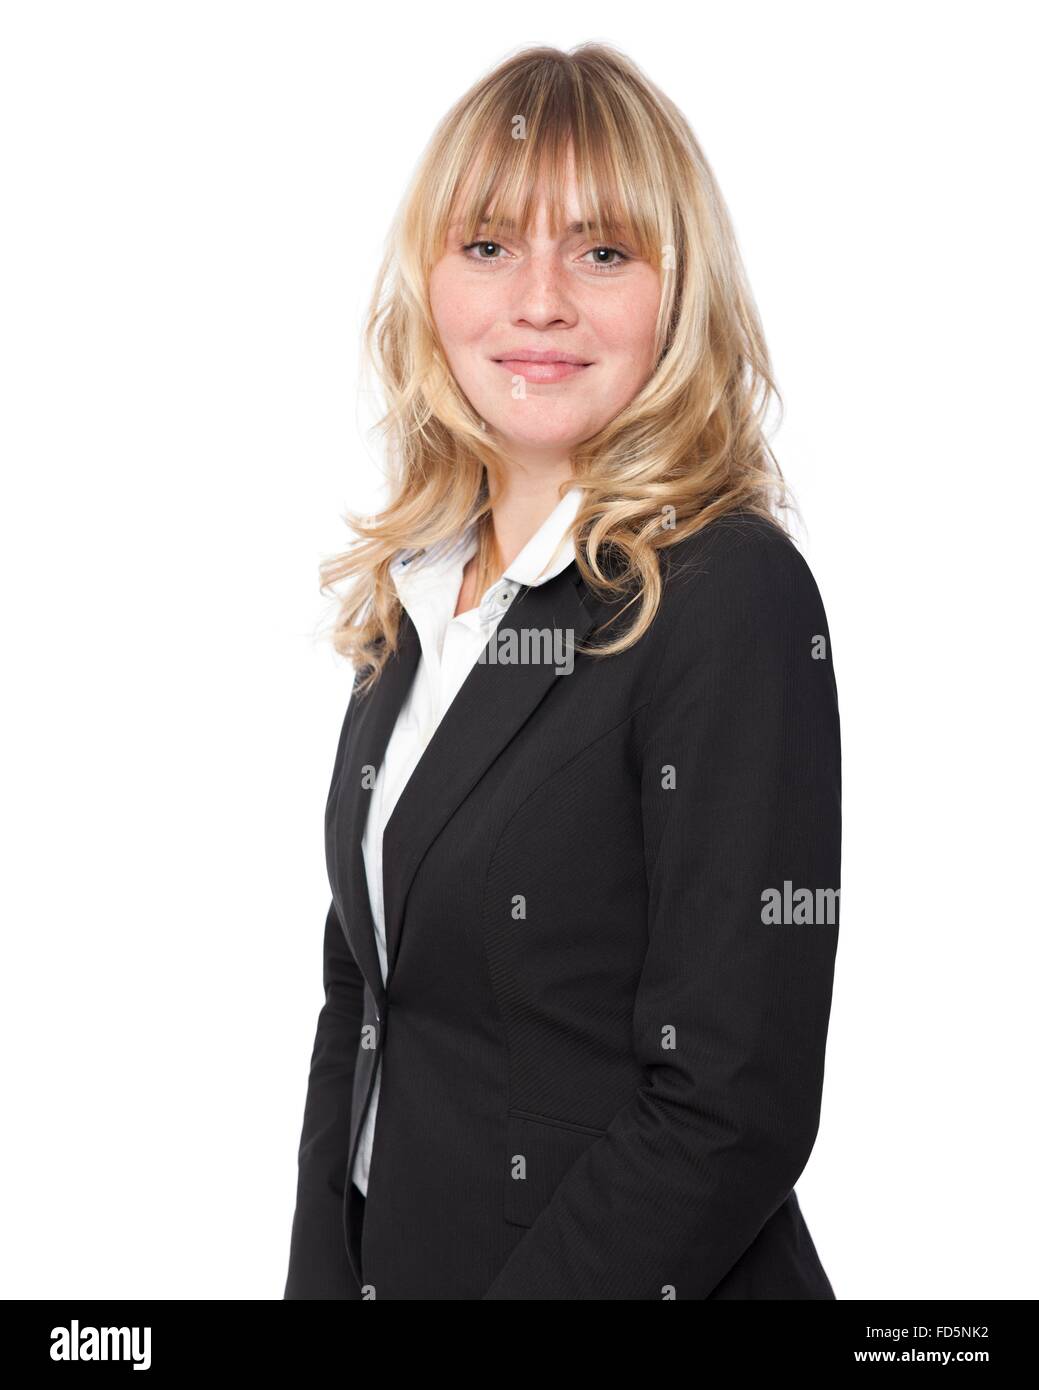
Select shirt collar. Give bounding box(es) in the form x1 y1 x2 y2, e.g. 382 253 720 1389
390 484 582 625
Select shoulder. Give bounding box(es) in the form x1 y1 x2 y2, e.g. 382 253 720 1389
658 510 828 632
634 511 839 737
640 511 835 694
663 510 815 595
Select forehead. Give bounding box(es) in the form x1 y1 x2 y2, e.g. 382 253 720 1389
441 137 654 254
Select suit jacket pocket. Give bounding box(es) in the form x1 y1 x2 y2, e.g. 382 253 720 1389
504 1110 606 1229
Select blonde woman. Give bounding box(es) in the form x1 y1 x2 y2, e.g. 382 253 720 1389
284 42 841 1301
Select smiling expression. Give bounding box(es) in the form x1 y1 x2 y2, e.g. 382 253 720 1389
429 158 663 465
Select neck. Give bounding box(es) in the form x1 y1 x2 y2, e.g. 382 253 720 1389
455 462 575 619
486 462 575 574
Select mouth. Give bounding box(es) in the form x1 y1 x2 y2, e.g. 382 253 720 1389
491 351 593 384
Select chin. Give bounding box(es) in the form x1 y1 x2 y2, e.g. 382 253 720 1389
494 432 587 457
488 413 591 449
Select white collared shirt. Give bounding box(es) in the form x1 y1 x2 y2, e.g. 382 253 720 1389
351 484 583 1196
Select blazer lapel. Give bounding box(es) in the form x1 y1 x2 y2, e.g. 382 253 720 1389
333 561 604 1002
332 610 421 1010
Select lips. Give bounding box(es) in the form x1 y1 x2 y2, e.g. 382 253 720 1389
492 350 592 384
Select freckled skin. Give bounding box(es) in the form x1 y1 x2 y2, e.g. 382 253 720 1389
429 161 662 475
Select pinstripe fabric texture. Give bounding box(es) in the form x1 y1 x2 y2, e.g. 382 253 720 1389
351 486 583 1197
284 510 841 1300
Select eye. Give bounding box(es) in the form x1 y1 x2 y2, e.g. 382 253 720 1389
459 240 630 273
582 246 629 272
461 240 509 263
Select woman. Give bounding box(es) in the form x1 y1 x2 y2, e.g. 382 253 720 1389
284 42 841 1301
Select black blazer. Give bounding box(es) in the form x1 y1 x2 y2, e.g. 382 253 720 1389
284 510 841 1300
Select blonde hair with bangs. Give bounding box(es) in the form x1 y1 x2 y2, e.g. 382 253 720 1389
322 42 792 691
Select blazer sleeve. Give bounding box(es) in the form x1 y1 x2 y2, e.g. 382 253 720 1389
284 896 366 1298
482 527 841 1300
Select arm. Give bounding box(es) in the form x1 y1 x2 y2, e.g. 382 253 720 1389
483 526 841 1299
284 896 366 1298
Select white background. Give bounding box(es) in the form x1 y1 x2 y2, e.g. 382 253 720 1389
1 0 1035 1299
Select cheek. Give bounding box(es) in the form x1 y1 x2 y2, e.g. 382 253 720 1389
592 281 661 381
430 265 493 351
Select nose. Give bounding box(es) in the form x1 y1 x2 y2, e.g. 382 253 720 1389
507 250 577 330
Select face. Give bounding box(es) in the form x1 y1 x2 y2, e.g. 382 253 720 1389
428 159 662 474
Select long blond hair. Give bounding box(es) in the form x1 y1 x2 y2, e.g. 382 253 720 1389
322 42 792 693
